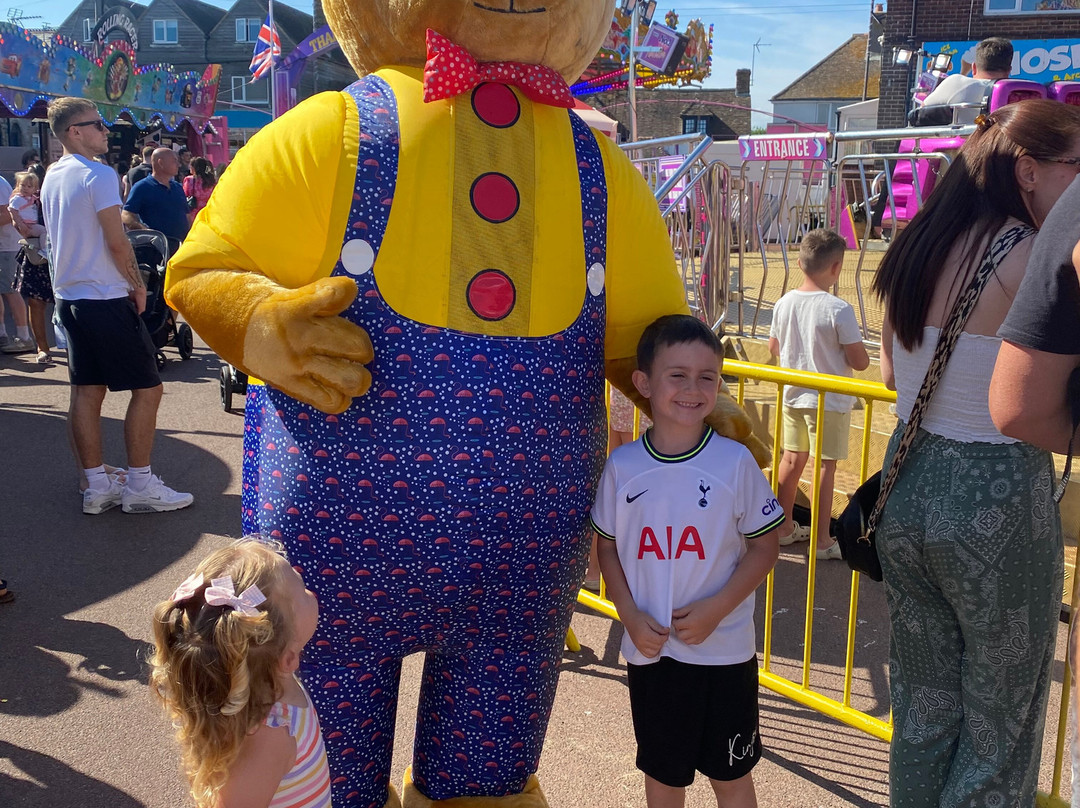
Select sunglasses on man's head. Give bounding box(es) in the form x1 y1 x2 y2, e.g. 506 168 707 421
68 119 106 132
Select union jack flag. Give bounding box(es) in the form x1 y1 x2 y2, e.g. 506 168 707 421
248 15 281 81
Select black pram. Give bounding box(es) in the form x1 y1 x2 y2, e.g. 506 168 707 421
129 229 193 369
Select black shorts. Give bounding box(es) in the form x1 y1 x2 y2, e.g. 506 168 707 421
57 297 161 391
627 655 762 787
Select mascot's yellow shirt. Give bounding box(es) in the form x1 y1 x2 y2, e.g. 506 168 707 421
167 67 688 364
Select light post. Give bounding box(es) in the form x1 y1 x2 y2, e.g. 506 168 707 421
621 0 657 143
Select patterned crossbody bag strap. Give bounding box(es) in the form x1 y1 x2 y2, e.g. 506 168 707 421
864 224 1035 538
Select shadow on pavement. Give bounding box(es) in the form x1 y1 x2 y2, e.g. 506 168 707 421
0 741 145 807
0 406 237 719
562 606 626 683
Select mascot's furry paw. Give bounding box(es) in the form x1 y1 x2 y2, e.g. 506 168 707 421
243 276 375 413
402 767 548 808
706 391 772 469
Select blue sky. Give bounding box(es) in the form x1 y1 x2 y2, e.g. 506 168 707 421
19 0 878 126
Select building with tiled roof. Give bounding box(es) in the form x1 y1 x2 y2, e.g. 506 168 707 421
55 0 356 151
590 68 753 143
770 28 883 130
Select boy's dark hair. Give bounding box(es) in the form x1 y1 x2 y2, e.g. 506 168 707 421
636 314 722 373
798 229 847 276
975 38 1013 75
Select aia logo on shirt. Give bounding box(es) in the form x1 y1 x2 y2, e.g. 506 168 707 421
637 525 705 560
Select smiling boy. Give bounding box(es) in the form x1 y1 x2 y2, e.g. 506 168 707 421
591 314 782 808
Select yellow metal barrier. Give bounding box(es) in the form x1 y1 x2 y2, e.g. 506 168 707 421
578 359 1077 805
727 359 896 742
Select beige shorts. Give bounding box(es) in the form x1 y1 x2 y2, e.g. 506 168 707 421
781 406 850 460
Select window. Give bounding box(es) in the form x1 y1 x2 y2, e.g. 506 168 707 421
235 18 262 42
82 18 93 42
682 115 710 135
817 103 836 124
231 75 268 105
984 0 1080 13
153 19 178 44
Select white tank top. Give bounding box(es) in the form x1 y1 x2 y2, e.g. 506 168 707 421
893 327 1017 444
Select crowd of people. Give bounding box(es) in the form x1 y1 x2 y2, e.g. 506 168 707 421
0 98 201 546
144 93 1080 808
4 64 1080 808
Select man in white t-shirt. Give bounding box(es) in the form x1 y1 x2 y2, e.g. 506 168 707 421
921 37 1013 125
41 97 192 516
769 229 869 558
0 172 33 355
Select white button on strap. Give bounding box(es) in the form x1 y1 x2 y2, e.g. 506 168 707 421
587 262 605 296
340 239 375 275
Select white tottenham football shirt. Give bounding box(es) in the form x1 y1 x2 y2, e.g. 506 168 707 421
591 429 785 666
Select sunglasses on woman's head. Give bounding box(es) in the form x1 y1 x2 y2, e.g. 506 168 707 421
68 119 106 132
1037 155 1080 170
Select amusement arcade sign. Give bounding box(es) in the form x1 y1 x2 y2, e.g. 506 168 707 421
92 7 139 52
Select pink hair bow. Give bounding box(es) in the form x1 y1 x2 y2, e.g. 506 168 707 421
204 576 266 616
171 572 205 604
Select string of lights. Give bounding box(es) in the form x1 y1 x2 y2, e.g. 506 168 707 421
0 19 218 130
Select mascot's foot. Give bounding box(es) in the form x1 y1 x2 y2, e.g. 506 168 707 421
386 783 402 808
402 766 548 808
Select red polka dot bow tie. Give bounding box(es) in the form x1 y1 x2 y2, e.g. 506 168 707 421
423 29 575 109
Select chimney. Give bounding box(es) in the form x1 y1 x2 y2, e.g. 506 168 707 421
736 69 751 97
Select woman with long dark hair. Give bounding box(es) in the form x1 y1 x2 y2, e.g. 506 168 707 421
873 98 1080 808
182 156 216 217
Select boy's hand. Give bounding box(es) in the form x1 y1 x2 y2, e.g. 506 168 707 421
671 597 726 646
622 608 670 658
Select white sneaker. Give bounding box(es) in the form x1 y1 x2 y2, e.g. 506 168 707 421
815 540 843 560
1 336 35 354
83 480 124 515
122 475 194 513
778 521 811 546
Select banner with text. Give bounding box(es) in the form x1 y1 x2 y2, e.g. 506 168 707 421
738 134 829 161
0 21 220 131
924 38 1080 83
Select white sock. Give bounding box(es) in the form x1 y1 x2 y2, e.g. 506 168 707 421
15 326 30 340
127 465 152 492
84 466 109 493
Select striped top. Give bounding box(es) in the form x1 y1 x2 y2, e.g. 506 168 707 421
264 684 332 808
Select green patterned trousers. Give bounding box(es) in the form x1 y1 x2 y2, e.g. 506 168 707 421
878 427 1063 808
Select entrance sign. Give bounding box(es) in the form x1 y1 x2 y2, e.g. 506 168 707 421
738 134 829 161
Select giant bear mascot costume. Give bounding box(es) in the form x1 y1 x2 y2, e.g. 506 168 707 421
166 2 767 806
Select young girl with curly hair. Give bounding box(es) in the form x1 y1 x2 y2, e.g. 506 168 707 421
150 538 328 808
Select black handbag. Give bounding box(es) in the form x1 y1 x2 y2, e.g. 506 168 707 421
836 471 884 580
835 224 1035 581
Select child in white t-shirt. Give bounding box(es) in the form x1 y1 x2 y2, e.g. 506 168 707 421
592 314 782 808
768 229 869 558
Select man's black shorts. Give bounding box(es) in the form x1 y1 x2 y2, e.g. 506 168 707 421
58 298 161 391
627 655 762 787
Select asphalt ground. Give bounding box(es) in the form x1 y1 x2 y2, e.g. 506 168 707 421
0 337 1074 808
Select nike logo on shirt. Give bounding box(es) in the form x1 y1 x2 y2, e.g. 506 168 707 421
626 490 648 503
